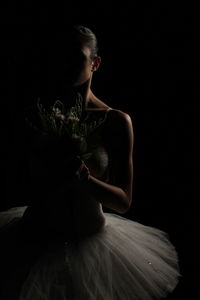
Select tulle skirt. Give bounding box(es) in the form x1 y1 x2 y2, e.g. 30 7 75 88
2 209 179 300
0 207 180 299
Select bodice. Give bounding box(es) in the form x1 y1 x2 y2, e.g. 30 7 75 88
81 108 112 181
84 145 110 181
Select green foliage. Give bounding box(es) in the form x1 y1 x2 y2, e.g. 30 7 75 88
28 93 107 161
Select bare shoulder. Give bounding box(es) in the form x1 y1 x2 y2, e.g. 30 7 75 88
109 108 131 120
91 96 133 131
107 108 133 131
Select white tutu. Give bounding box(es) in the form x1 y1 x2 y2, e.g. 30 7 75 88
14 211 181 300
0 206 27 228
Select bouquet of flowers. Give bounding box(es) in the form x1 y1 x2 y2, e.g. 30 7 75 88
26 93 107 181
35 93 106 159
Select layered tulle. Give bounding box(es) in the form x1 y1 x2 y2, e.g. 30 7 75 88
0 206 27 229
14 211 181 300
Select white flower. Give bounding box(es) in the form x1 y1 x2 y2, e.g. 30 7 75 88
66 116 80 122
58 114 66 121
71 134 84 141
52 107 61 114
52 107 66 121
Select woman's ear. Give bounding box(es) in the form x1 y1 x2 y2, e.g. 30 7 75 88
91 56 101 72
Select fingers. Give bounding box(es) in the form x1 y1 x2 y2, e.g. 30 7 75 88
75 162 90 183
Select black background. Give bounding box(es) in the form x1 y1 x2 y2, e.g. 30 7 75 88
0 1 199 298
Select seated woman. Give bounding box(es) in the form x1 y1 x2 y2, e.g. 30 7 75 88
0 25 181 300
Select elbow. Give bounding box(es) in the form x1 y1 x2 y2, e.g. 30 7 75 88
119 196 132 214
119 206 130 215
122 204 131 214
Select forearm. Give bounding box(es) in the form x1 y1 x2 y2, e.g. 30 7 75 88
82 175 130 214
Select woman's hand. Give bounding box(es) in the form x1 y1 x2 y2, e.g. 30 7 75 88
75 158 90 183
65 156 90 187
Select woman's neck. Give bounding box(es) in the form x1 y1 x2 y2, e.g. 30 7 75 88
60 79 95 110
73 80 95 110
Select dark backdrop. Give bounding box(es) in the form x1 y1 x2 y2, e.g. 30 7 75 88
0 2 199 298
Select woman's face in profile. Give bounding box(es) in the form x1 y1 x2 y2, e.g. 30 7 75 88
61 45 93 87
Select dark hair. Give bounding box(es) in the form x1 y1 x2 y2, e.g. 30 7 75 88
71 25 99 59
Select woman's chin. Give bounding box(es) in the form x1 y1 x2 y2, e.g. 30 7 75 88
72 77 90 88
72 81 83 88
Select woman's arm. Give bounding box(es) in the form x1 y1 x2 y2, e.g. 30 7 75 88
79 110 134 214
85 176 131 214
